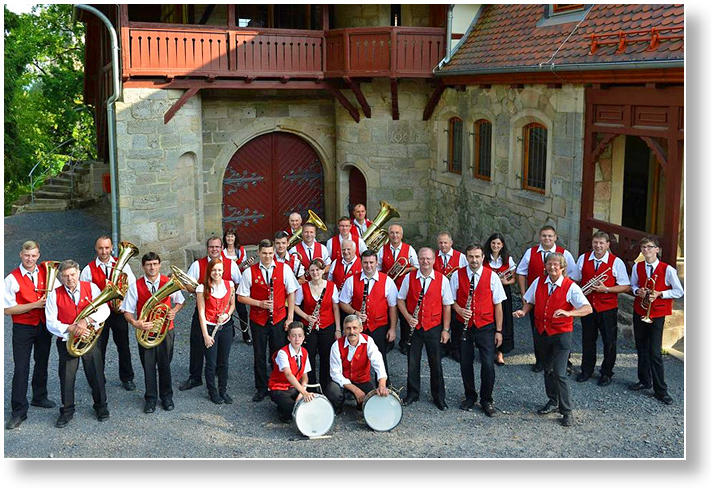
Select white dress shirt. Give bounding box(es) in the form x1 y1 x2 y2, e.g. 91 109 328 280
187 256 242 286
488 255 517 272
450 266 507 305
326 234 368 259
80 256 137 286
329 333 387 388
275 252 306 278
437 249 468 270
327 257 359 283
574 251 631 286
397 270 454 305
294 281 340 306
376 243 419 271
289 242 332 267
523 276 590 309
120 275 185 315
46 282 110 340
275 343 312 375
237 261 299 297
352 219 370 237
516 245 577 278
339 271 398 306
4 264 60 308
630 260 684 300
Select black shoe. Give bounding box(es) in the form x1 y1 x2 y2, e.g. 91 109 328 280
459 399 476 411
399 344 408 355
162 399 175 411
252 390 267 402
244 338 253 345
629 382 652 391
402 396 418 406
531 363 543 373
30 398 56 409
598 375 612 387
122 380 136 391
143 402 156 414
451 352 461 363
561 414 574 427
220 392 233 404
655 393 674 405
55 413 73 428
576 373 591 383
566 366 572 376
5 415 27 430
434 400 449 411
178 379 203 391
481 402 497 417
386 341 394 353
209 391 224 405
96 407 110 422
537 402 559 415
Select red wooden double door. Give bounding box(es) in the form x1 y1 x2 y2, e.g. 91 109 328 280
222 133 325 245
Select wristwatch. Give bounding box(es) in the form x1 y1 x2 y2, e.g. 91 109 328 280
444 328 451 333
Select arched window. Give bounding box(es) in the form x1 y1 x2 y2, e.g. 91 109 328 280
447 117 463 174
473 119 492 180
522 122 547 193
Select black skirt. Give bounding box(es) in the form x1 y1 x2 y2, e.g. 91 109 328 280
498 284 514 354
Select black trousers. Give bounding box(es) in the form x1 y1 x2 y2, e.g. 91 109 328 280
498 285 514 354
251 318 287 393
397 311 409 349
99 311 134 383
233 301 250 340
533 329 573 415
580 307 618 377
406 325 445 403
304 322 335 387
529 308 541 365
458 320 496 404
56 337 107 416
446 319 464 359
269 388 300 422
204 320 234 394
633 313 668 396
188 307 205 383
367 325 391 380
138 328 174 403
10 322 53 418
325 380 375 412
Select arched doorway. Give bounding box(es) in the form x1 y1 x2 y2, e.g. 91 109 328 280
222 132 325 245
348 166 367 218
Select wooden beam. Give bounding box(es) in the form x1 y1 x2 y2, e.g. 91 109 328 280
440 67 684 86
164 87 200 124
323 83 360 122
125 79 325 90
390 78 399 120
344 77 371 118
423 82 446 121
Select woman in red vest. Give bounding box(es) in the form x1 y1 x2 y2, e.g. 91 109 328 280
222 228 251 346
268 322 314 423
483 233 517 365
197 258 236 404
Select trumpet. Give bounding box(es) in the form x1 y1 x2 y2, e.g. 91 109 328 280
108 241 139 311
496 265 516 282
287 210 327 248
386 256 410 281
581 270 609 296
640 274 657 324
361 201 400 252
36 261 60 298
67 281 124 357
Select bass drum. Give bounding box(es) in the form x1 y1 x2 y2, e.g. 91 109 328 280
292 393 335 438
362 390 403 432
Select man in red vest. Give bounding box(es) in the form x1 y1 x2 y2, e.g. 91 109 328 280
629 236 684 405
350 204 373 240
4 241 58 429
516 225 577 372
286 212 303 237
268 322 313 423
45 260 111 428
514 253 592 427
121 252 185 413
289 222 332 279
80 236 136 391
574 231 630 387
397 247 453 410
450 244 507 417
435 231 468 362
238 239 299 402
325 315 389 414
328 216 367 262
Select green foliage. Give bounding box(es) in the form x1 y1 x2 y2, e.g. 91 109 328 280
4 4 96 214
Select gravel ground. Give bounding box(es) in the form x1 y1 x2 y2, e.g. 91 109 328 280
3 205 685 458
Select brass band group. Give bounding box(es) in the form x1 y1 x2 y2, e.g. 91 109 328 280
4 201 684 432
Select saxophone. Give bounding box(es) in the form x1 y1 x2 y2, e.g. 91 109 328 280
462 276 477 342
407 286 426 346
308 287 326 335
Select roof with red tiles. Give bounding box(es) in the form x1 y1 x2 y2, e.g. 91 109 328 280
436 4 684 75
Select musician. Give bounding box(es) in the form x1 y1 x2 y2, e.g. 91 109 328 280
325 315 389 414
350 203 373 240
179 236 242 392
629 236 684 405
80 236 136 391
274 231 306 283
238 239 299 402
289 222 332 278
515 226 576 372
483 233 517 365
328 216 368 262
222 229 251 345
377 224 419 354
339 249 398 379
574 231 631 386
450 244 506 416
286 212 303 237
4 241 58 429
513 253 592 427
45 260 110 428
268 322 313 423
435 232 467 361
121 252 185 413
328 239 362 292
397 247 453 410
294 258 341 387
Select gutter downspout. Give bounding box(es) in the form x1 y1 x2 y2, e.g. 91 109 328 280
74 4 121 254
443 4 454 64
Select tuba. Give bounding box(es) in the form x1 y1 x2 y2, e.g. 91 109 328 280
67 281 124 357
136 266 199 349
361 201 400 253
287 210 328 248
108 241 139 311
36 261 61 297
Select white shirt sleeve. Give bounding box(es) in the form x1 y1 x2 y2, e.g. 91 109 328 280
523 277 540 304
187 260 201 282
630 265 641 295
283 265 299 295
339 276 355 304
230 265 242 286
662 266 684 300
45 289 65 338
441 276 454 305
366 336 387 381
326 238 334 259
275 350 290 371
449 271 459 298
612 257 631 286
4 273 20 308
376 249 384 270
320 244 332 267
563 250 577 279
384 277 398 307
458 253 468 268
567 282 591 309
79 264 93 283
124 265 137 286
170 290 186 305
573 255 586 282
396 274 411 301
119 283 139 315
516 248 532 276
490 273 507 304
327 266 335 282
329 341 349 387
358 238 368 253
408 247 420 269
236 268 252 297
294 286 304 306
330 284 340 304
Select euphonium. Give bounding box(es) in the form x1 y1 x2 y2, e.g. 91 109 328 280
108 241 139 311
581 270 609 296
386 256 410 281
136 266 199 349
287 210 328 248
36 261 60 297
361 201 400 252
67 281 124 357
640 274 657 324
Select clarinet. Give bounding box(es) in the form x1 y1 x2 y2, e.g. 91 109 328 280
462 276 477 342
268 276 274 324
407 286 426 346
359 281 370 328
308 286 326 335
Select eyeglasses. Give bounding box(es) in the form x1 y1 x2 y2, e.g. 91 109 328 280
640 245 658 250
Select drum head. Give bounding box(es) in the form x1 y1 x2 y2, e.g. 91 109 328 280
293 394 334 438
363 393 403 432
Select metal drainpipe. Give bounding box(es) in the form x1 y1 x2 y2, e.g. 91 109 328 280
74 4 121 254
444 4 454 64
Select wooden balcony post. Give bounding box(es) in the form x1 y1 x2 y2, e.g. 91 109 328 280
322 4 329 31
228 4 235 28
344 31 351 72
119 5 130 79
390 28 397 77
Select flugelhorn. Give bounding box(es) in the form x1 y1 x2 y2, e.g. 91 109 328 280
386 256 410 281
361 201 400 253
640 274 657 323
108 241 139 311
136 266 199 349
581 270 609 296
287 210 327 248
36 261 60 297
67 281 124 357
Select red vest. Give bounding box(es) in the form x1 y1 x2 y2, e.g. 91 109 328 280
633 261 673 318
350 219 373 241
352 273 389 331
88 259 112 288
300 281 336 328
533 277 575 335
527 245 566 286
381 243 413 288
581 252 619 313
197 256 234 284
249 262 287 325
203 281 232 324
136 275 174 330
268 345 308 391
329 235 362 262
9 264 48 325
405 271 445 331
454 267 495 329
55 282 93 325
434 250 463 277
338 335 371 384
293 242 324 271
331 258 362 291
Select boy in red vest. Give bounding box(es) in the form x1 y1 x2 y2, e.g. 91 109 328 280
289 222 331 279
4 240 58 429
121 252 185 413
629 236 684 405
274 231 306 283
268 322 314 423
325 315 389 414
514 253 592 427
